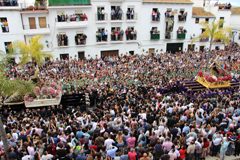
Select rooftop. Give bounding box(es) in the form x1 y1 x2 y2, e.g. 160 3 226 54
231 7 240 15
192 7 215 17
142 0 193 4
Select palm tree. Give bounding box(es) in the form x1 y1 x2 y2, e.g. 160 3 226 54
0 51 35 160
11 35 53 67
191 19 232 70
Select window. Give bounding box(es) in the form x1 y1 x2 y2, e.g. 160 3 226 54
202 29 205 33
39 17 47 28
29 17 36 29
150 27 160 40
57 11 65 22
96 28 107 42
0 17 9 32
195 18 199 24
178 9 187 21
75 31 87 45
152 8 160 21
127 6 135 20
126 27 136 40
111 27 123 41
205 18 209 23
57 32 68 46
97 6 106 21
4 42 12 53
111 6 122 20
219 17 224 28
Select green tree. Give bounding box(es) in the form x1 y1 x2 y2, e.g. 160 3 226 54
11 35 53 67
0 51 35 160
191 19 232 69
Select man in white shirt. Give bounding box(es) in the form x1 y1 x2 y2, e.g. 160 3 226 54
104 135 115 150
186 133 194 145
101 9 106 20
212 134 221 156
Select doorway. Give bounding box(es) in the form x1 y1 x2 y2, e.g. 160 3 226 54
200 46 205 52
29 17 36 29
60 53 69 60
101 50 119 58
78 51 85 60
188 44 195 51
166 43 183 53
7 58 15 64
129 51 134 55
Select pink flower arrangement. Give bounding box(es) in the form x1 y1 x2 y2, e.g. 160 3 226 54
47 87 55 96
40 79 45 85
57 86 61 91
42 87 48 95
55 95 60 100
56 90 60 96
34 86 41 96
24 94 34 102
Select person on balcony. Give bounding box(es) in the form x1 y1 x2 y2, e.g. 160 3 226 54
97 8 101 21
119 8 123 20
134 30 137 40
152 10 156 21
184 12 187 21
157 9 160 21
104 30 108 41
61 13 65 22
111 9 115 20
101 8 105 20
125 29 129 40
127 9 130 20
131 8 134 19
120 30 124 41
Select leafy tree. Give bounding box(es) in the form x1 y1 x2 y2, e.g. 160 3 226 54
191 19 232 69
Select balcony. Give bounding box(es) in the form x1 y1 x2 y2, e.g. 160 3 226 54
218 4 231 10
49 0 91 6
95 13 108 23
126 13 137 22
178 15 187 22
111 33 124 43
151 15 160 22
150 34 160 40
110 14 124 23
165 32 172 39
200 38 209 42
177 33 186 39
75 35 87 46
55 17 88 29
23 24 50 35
96 33 108 44
20 2 47 11
57 35 69 47
0 1 20 10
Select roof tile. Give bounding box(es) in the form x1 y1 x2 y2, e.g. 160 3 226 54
192 7 215 17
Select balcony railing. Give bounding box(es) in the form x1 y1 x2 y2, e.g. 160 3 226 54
151 34 160 40
57 35 68 46
20 3 47 11
126 13 137 20
95 13 108 21
178 15 187 22
218 5 231 10
126 34 137 41
111 34 124 41
56 15 88 22
23 24 50 30
75 40 86 45
151 15 160 22
96 35 108 42
165 33 172 39
177 33 186 39
0 0 18 6
200 38 209 42
111 13 124 21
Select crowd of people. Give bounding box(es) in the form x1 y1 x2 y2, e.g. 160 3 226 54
96 30 108 42
57 13 88 22
111 7 123 20
1 42 240 160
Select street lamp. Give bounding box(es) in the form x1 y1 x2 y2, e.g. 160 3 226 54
232 31 237 43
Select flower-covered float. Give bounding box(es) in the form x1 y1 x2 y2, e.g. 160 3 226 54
197 63 231 89
24 80 62 108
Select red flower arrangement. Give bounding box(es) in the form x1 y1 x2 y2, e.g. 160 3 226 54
198 70 203 77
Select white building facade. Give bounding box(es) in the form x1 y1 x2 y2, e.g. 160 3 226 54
0 0 240 62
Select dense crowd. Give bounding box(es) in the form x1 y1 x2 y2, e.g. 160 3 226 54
1 42 240 160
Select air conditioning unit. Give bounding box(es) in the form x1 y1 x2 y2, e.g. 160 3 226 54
174 9 178 13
